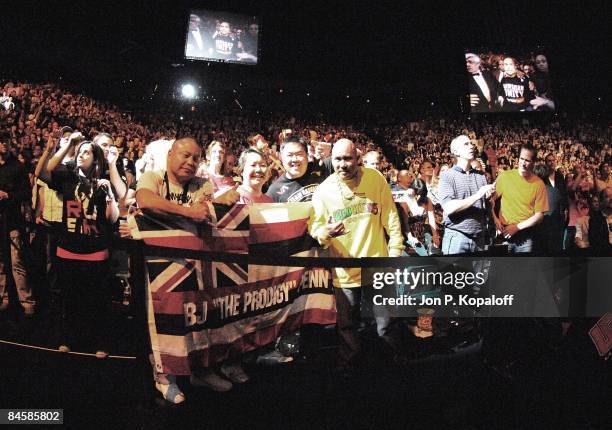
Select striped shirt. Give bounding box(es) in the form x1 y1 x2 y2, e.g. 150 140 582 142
437 166 488 236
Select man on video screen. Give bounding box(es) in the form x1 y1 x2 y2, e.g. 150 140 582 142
466 53 504 113
185 14 212 58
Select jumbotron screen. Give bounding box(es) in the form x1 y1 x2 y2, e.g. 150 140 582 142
184 9 259 65
465 50 554 113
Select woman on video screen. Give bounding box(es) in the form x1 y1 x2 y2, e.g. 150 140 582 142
530 53 555 110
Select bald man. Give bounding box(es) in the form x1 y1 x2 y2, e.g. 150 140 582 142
137 138 211 221
393 170 415 191
438 135 495 254
136 137 240 401
309 139 404 368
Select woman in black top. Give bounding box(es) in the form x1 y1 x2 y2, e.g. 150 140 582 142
45 133 119 356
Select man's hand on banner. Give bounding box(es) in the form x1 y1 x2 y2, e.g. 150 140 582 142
213 185 240 206
183 198 211 222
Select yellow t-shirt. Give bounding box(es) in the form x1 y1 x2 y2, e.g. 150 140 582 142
309 168 404 288
496 169 549 225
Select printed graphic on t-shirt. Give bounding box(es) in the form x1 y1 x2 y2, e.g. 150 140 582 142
286 183 320 202
333 201 379 222
503 83 525 99
65 187 100 236
215 36 235 55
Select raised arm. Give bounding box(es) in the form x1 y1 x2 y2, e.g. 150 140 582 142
106 146 127 200
48 132 82 173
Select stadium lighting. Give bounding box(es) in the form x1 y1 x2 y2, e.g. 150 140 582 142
181 84 197 99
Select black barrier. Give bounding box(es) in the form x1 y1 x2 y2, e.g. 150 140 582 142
131 240 611 319
139 242 608 267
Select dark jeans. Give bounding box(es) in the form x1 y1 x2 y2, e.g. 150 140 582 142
334 287 362 367
58 257 111 350
30 224 59 296
0 228 33 306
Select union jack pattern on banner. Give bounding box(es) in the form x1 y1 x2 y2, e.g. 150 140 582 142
131 202 336 375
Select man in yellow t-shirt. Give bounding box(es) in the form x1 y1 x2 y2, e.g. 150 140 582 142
493 143 548 253
309 139 404 367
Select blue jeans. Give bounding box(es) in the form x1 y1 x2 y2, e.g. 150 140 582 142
504 230 534 254
442 229 488 295
503 229 536 312
442 228 485 255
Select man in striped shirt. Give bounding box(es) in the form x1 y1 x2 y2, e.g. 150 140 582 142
438 135 495 255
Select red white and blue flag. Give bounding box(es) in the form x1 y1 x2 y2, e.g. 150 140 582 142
131 202 336 375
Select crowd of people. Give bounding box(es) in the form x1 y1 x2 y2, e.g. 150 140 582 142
0 80 610 403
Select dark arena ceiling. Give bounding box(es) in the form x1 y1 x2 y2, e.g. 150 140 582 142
2 0 610 112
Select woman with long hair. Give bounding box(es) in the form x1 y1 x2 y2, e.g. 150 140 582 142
44 132 119 357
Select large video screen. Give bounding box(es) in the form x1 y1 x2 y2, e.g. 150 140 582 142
465 50 554 113
184 9 259 65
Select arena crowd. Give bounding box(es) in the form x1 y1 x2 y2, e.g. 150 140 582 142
0 80 610 403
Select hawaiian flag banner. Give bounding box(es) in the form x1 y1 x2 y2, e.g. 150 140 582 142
130 202 335 375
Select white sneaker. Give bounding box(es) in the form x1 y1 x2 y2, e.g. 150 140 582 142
155 379 185 404
190 370 233 392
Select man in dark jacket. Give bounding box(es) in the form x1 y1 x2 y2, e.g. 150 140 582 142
466 53 504 112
